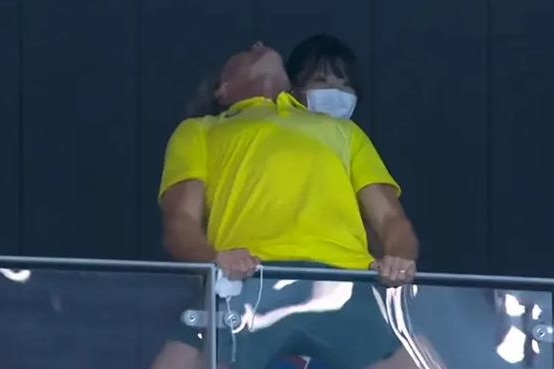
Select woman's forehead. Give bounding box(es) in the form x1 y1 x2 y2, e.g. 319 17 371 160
309 58 349 80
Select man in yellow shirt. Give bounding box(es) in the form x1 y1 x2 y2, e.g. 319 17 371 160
154 44 419 369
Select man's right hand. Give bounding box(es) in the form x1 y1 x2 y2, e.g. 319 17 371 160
371 255 416 287
215 248 260 280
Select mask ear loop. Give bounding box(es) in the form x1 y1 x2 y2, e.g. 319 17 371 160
248 265 264 332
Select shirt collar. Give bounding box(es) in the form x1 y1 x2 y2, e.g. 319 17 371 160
226 96 273 114
225 92 307 115
277 91 307 110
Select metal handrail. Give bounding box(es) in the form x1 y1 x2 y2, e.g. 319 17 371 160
257 266 554 290
0 255 213 274
1 255 553 290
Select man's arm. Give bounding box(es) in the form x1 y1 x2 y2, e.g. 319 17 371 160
359 184 418 285
161 179 260 278
358 184 418 260
365 224 384 259
161 180 217 262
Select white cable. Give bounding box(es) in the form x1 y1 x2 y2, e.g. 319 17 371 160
248 265 264 332
223 265 264 362
225 297 237 363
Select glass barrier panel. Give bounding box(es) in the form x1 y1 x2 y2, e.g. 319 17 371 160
214 267 553 369
0 263 215 369
404 284 553 369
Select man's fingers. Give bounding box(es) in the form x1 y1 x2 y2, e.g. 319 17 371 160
377 257 417 286
404 261 417 282
244 257 258 278
227 267 239 280
228 257 258 280
389 257 404 282
221 266 232 279
397 258 412 282
380 257 392 280
216 249 261 280
248 257 258 271
240 259 249 273
370 261 381 270
239 260 252 279
394 259 416 284
228 268 241 280
229 261 246 280
409 261 417 276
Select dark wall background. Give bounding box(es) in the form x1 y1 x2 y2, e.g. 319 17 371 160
1 0 553 276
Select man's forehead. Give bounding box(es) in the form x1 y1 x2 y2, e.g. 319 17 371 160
221 47 281 81
221 52 251 80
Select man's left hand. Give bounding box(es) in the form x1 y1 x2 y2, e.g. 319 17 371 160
371 255 416 286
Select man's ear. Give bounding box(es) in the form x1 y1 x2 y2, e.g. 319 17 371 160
214 82 228 104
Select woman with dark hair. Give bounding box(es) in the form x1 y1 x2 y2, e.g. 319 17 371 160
286 34 361 120
286 34 388 259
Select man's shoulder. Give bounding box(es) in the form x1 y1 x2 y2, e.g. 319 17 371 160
176 115 218 130
166 116 218 143
338 118 368 138
303 112 361 136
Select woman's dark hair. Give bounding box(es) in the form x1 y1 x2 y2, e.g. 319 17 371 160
286 34 363 99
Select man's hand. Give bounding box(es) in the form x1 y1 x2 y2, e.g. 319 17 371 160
215 248 260 280
371 255 416 286
358 184 419 286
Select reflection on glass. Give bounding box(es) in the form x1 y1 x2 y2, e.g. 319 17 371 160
406 285 553 369
216 277 433 369
1 261 552 369
235 281 354 334
497 326 526 363
0 268 32 283
216 277 553 369
0 268 208 369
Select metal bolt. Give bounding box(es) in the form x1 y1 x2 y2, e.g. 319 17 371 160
184 311 198 324
224 312 240 329
532 325 554 343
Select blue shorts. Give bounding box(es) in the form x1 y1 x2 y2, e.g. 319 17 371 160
171 262 400 369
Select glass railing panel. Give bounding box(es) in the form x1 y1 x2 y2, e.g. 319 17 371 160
214 265 554 369
404 283 552 369
0 257 216 369
214 266 420 369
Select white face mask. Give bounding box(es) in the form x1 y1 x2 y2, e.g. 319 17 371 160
306 88 357 119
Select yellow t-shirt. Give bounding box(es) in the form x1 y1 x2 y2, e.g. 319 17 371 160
159 92 400 269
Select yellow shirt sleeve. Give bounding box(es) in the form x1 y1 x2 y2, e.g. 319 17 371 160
158 119 207 199
349 123 401 196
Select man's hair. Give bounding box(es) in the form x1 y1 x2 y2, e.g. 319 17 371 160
286 34 363 99
185 71 224 117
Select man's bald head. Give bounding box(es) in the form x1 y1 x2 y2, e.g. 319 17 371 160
215 43 291 107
